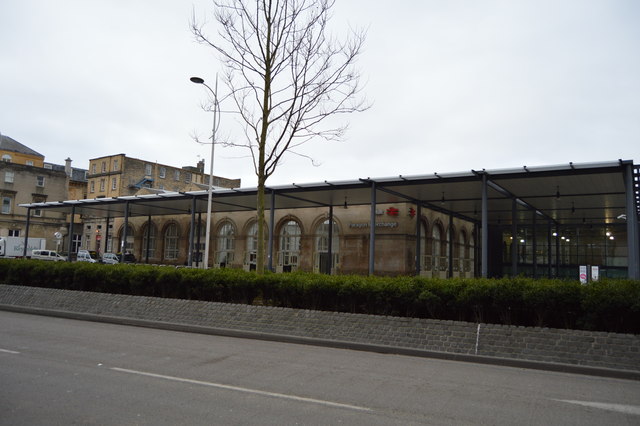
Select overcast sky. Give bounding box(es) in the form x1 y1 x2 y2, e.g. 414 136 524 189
1 0 639 188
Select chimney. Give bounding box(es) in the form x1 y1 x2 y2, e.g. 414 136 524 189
197 159 205 173
65 158 72 177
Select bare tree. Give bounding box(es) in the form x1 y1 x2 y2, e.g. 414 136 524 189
192 0 367 273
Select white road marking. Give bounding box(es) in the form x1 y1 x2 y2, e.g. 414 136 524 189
111 367 372 412
555 399 640 416
0 348 20 354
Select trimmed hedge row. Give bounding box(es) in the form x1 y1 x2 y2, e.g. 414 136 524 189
0 259 638 334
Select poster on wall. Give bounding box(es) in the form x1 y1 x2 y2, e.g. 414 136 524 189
591 266 599 282
579 265 588 284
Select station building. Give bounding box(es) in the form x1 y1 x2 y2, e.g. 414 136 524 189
20 159 640 280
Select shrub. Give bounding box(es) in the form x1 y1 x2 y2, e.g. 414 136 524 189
0 259 638 333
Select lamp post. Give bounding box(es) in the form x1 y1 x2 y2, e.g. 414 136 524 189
190 76 219 269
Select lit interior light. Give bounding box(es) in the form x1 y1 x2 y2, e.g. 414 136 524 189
609 236 615 240
552 232 558 237
520 239 525 243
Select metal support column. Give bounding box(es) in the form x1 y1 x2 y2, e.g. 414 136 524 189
547 221 552 278
268 190 275 272
104 217 110 254
187 196 196 267
481 174 488 278
511 199 518 276
22 208 31 257
196 212 202 266
624 163 640 279
121 201 129 255
369 181 377 275
415 204 422 275
448 215 454 278
532 211 538 278
555 224 560 277
67 205 76 261
145 215 151 264
327 205 334 275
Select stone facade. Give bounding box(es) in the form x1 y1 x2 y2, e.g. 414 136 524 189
0 162 69 249
115 202 476 276
84 154 241 256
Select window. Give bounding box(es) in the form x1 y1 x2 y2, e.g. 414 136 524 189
8 229 20 237
159 167 166 178
99 179 105 192
36 176 45 187
26 160 34 166
71 234 81 253
245 222 259 267
2 154 11 162
2 196 12 214
185 172 192 184
315 219 339 274
101 161 106 173
164 224 179 259
113 159 119 171
111 177 117 190
145 163 152 176
91 163 96 174
44 164 53 170
279 220 301 270
142 224 157 258
32 197 44 216
90 181 95 193
216 222 235 266
119 225 134 253
174 170 180 181
4 171 14 183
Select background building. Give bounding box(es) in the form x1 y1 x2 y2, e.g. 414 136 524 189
0 134 87 252
84 154 241 256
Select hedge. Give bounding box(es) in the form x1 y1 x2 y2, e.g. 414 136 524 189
0 259 638 334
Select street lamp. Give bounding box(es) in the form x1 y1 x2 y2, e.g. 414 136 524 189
190 75 219 269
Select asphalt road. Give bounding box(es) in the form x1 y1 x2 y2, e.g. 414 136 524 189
1 310 639 425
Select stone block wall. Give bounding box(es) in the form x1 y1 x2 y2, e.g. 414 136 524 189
1 284 638 373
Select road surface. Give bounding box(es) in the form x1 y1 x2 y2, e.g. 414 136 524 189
1 310 639 425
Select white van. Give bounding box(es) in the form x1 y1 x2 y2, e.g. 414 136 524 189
101 252 119 264
31 250 67 262
77 250 97 263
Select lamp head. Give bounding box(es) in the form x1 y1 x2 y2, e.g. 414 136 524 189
190 76 205 84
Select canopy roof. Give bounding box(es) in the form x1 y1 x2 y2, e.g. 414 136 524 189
21 160 639 227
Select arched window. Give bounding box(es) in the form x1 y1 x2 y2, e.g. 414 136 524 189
193 220 206 264
420 220 429 271
216 222 235 267
458 231 467 272
2 154 11 162
142 223 157 259
432 224 443 270
315 219 339 273
279 220 301 272
245 221 258 268
118 225 134 254
164 224 179 260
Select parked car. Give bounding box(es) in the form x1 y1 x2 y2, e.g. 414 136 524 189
31 250 67 262
117 252 136 263
76 250 98 263
101 252 119 264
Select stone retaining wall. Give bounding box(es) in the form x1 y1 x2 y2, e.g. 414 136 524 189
1 284 638 373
